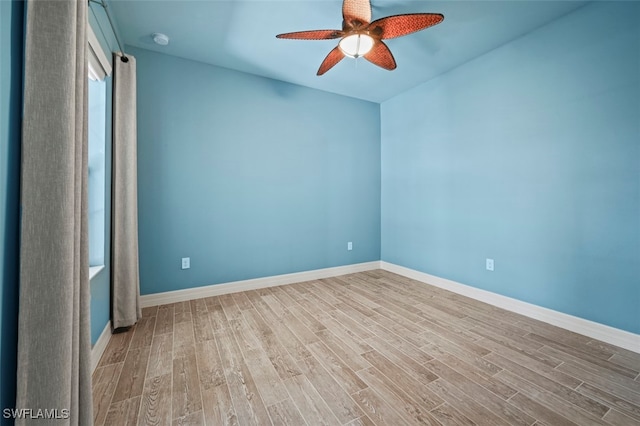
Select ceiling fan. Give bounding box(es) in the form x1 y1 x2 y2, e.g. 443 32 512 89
276 0 444 75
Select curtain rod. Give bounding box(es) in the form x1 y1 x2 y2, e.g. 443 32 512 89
88 0 129 62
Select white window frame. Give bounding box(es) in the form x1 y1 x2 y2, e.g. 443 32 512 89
88 23 112 81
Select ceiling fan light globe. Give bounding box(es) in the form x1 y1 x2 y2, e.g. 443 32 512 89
339 34 374 58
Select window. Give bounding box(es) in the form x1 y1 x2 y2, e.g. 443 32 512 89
88 78 106 267
88 23 111 276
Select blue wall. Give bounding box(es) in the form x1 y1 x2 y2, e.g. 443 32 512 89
381 2 640 334
0 0 23 419
130 46 381 295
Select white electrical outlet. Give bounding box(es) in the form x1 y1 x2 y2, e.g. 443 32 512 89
347 242 353 251
181 257 190 269
486 258 494 271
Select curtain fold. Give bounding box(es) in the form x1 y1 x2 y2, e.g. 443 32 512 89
17 0 93 424
111 54 141 329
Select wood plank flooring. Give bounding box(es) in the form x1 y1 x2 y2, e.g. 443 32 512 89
92 270 640 425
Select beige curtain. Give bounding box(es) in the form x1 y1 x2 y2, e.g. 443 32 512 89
17 0 93 424
111 54 141 329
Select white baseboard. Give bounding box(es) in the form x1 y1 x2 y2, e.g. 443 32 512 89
91 320 112 373
140 261 381 308
129 259 639 354
380 261 640 354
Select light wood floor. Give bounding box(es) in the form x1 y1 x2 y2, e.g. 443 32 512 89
92 270 640 425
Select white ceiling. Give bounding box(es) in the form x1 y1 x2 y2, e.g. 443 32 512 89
109 0 587 103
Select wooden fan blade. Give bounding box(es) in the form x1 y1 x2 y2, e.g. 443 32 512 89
342 0 371 27
276 29 343 40
364 41 396 71
368 13 444 39
317 46 345 75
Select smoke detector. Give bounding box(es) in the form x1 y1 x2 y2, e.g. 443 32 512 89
152 33 170 46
